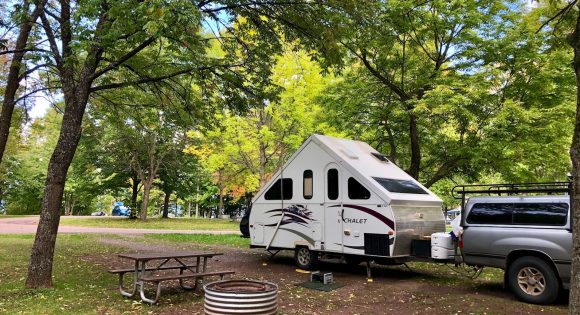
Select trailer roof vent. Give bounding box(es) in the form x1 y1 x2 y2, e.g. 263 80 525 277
372 152 390 163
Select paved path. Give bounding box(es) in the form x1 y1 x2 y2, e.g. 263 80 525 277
0 216 239 235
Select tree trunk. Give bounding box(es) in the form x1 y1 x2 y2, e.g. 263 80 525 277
568 8 580 313
130 176 140 219
0 0 47 165
385 124 397 164
162 190 170 218
141 179 153 220
218 188 224 216
259 139 267 188
407 112 421 180
26 92 88 288
63 192 75 216
195 181 199 218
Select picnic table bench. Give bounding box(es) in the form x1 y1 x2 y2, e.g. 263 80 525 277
110 250 234 304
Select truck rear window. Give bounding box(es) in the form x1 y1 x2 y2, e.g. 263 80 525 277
466 203 512 224
467 202 568 226
372 177 428 194
513 203 568 226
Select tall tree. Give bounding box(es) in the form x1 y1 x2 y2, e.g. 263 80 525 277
304 0 519 180
0 0 47 165
566 1 580 313
315 1 573 189
535 1 580 311
24 0 341 288
185 50 340 203
26 0 209 288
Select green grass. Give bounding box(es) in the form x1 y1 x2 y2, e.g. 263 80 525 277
0 234 158 314
0 233 249 314
60 217 240 231
0 234 218 314
144 234 250 248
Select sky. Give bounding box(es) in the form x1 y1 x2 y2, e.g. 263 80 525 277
28 97 51 119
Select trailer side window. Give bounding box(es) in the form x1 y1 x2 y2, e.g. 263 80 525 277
303 170 313 199
513 203 568 226
348 177 370 199
466 203 512 224
327 169 339 200
265 178 293 200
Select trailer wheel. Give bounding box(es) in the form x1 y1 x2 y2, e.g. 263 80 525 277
294 247 318 270
507 256 559 305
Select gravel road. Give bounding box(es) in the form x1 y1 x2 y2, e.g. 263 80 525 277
0 216 239 234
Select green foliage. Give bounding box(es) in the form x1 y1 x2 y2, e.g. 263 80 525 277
0 0 575 214
186 50 341 199
316 0 574 203
2 109 62 214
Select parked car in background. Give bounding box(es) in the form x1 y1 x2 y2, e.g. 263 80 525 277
111 201 130 216
445 208 460 224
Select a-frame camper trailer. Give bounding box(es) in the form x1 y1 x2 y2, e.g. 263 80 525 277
244 134 444 269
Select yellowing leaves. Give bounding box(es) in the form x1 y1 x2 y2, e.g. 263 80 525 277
183 145 211 159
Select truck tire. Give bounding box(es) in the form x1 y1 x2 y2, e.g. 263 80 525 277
294 247 318 270
507 256 559 305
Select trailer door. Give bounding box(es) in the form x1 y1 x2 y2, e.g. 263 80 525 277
324 163 343 253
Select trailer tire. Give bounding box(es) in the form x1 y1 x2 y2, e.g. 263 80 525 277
507 256 559 305
294 247 318 270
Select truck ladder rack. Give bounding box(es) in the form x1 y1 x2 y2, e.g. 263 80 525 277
451 182 572 200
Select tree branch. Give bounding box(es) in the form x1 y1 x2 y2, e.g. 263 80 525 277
39 11 62 67
90 64 226 92
537 0 578 33
0 48 51 56
18 63 49 80
360 50 410 101
14 86 62 104
92 37 156 80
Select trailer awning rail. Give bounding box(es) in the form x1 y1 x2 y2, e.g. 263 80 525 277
451 182 572 200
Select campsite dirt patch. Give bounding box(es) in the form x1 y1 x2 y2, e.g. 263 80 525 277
96 237 568 315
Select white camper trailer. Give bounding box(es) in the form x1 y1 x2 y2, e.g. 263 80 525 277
245 134 445 269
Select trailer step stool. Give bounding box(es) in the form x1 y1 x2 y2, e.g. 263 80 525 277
310 271 333 284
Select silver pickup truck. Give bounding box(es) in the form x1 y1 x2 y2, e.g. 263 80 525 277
454 182 572 305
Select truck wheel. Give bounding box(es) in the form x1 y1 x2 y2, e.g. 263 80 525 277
507 256 559 305
294 247 318 270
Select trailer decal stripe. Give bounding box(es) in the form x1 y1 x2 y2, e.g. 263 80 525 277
268 212 310 224
278 228 315 245
265 205 313 221
340 244 365 250
331 204 395 229
264 221 309 228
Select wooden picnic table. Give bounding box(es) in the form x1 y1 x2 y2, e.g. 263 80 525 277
110 250 234 304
